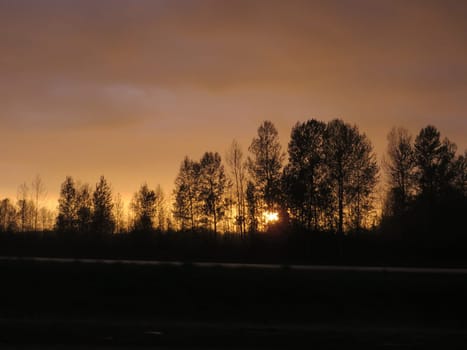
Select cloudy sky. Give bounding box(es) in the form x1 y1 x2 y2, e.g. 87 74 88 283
1 0 466 205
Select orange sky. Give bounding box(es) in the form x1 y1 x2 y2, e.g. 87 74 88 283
1 0 466 206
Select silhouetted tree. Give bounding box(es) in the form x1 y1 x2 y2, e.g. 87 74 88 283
383 127 416 216
453 150 467 196
173 157 200 230
154 184 166 231
198 152 227 234
17 182 35 232
414 125 457 198
248 120 285 216
131 183 157 231
76 183 92 233
324 119 379 234
113 192 126 233
403 126 464 239
17 182 28 232
92 176 115 235
56 176 77 233
380 125 466 240
39 206 55 231
346 133 379 231
226 140 247 235
0 198 17 232
221 184 235 232
245 181 259 233
283 119 328 230
31 174 47 231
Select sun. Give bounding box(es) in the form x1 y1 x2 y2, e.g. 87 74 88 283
263 211 279 224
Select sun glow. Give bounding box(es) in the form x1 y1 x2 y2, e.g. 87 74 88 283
263 211 279 224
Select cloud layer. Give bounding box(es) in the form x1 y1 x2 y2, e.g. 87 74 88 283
0 0 466 201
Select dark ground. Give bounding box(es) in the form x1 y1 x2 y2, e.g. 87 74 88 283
2 258 467 348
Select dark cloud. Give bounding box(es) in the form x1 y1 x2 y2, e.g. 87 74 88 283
2 0 467 88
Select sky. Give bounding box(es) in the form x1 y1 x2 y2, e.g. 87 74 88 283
1 0 466 207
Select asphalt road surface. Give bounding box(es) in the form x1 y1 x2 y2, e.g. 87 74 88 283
3 255 467 274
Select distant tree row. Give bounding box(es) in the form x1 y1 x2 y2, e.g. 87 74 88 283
0 119 465 238
56 176 116 235
55 176 168 234
0 175 54 233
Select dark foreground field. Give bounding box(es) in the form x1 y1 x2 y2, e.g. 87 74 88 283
2 258 467 349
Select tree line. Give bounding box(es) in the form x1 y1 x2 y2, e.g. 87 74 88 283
0 119 465 238
381 125 466 240
54 176 167 235
0 175 54 233
172 119 381 236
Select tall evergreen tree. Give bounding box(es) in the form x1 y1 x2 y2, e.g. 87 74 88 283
173 157 200 230
131 183 157 231
92 176 115 235
414 126 457 197
56 176 77 233
199 152 227 234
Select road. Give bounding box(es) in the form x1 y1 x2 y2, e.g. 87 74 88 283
2 255 467 274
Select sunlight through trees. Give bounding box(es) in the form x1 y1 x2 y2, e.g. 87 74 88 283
0 119 465 239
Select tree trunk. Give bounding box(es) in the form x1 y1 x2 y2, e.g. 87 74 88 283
338 177 344 259
338 178 344 236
